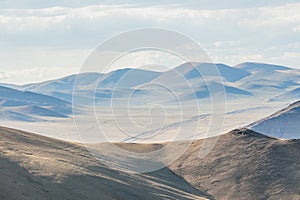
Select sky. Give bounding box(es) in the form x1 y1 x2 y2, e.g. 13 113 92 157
0 0 299 84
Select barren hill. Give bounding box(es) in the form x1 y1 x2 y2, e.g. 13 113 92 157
0 126 209 200
170 128 300 200
1 126 299 200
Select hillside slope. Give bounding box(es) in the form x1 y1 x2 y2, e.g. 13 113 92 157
0 86 72 121
1 126 299 199
170 128 300 200
0 126 209 200
249 101 300 139
269 87 300 102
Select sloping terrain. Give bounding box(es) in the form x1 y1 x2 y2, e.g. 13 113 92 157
97 68 161 89
0 110 44 122
249 101 300 139
1 62 299 108
86 127 300 199
10 73 101 92
9 70 161 106
234 62 300 96
235 62 292 72
0 126 299 199
0 86 72 121
0 86 71 107
269 87 300 102
170 128 300 200
0 126 209 200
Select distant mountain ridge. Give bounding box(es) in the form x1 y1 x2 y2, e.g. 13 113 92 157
0 63 276 100
1 62 298 105
0 86 70 107
269 87 300 102
0 62 299 122
0 86 72 122
235 62 292 71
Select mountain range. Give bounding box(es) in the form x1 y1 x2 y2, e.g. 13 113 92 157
3 62 299 105
0 86 72 122
0 62 299 130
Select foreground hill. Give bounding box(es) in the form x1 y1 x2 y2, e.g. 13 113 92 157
249 101 300 139
78 127 300 199
0 126 209 200
170 128 300 200
1 125 299 199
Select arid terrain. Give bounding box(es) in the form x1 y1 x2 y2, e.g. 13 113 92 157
1 125 299 199
170 128 300 199
0 126 210 200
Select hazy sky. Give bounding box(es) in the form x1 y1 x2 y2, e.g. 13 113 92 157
0 0 299 84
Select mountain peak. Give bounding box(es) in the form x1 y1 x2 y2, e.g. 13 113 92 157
229 128 276 140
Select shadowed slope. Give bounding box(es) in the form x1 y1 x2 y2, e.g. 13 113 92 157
0 126 209 200
249 101 300 139
1 126 299 199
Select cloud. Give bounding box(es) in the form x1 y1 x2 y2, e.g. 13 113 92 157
1 3 299 48
0 1 299 83
239 3 300 31
1 0 299 9
293 25 300 32
0 47 89 75
0 66 78 84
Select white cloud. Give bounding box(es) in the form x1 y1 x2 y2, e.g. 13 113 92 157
0 5 235 31
1 0 299 9
213 40 241 48
293 25 300 32
0 2 300 83
0 48 89 83
0 67 77 84
239 3 300 28
1 3 299 48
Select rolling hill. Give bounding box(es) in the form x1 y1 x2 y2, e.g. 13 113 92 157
1 62 298 106
235 62 292 72
1 62 299 118
170 128 300 199
12 73 102 92
5 69 162 105
269 87 300 102
0 126 209 200
0 86 71 107
233 62 300 96
249 101 300 139
1 126 298 199
0 86 72 121
175 62 251 82
30 63 300 104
